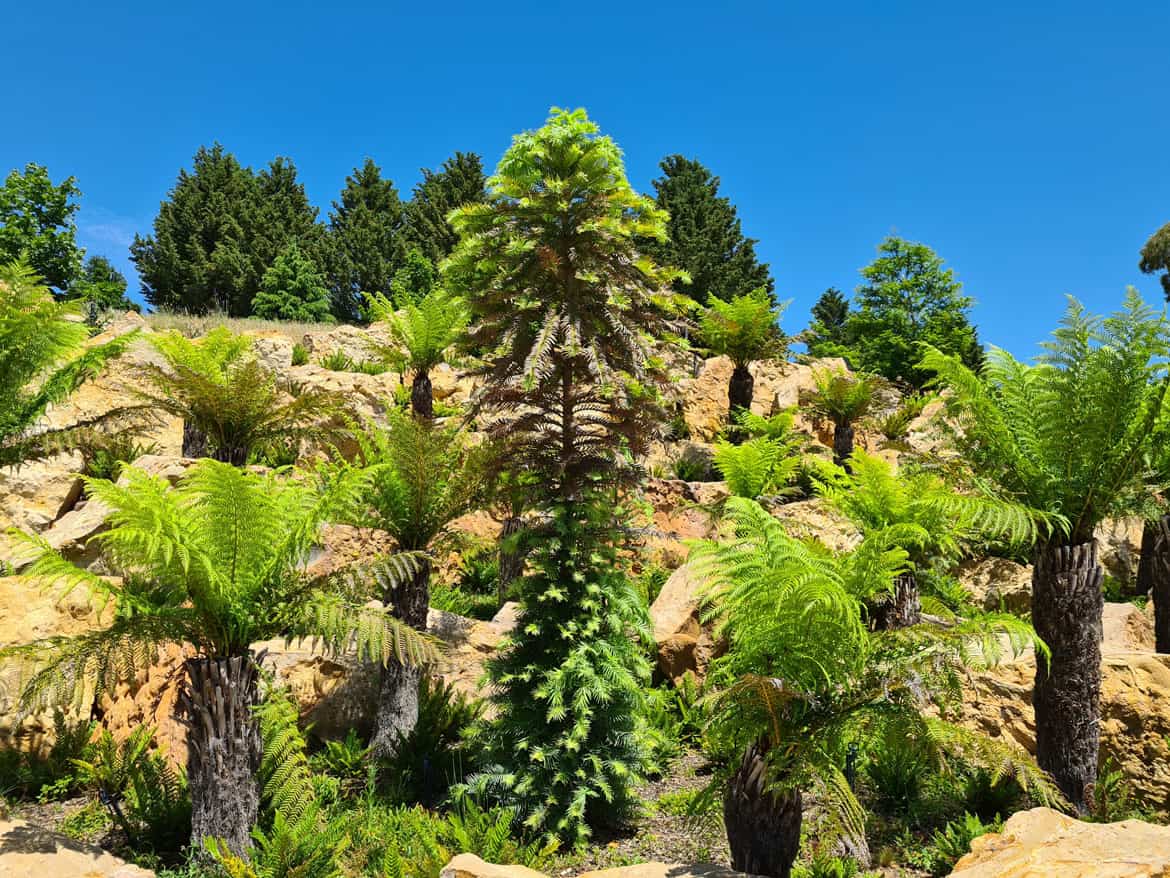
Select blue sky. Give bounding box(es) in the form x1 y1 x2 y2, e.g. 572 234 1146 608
3 2 1168 355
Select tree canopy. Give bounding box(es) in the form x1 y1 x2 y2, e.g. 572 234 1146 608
641 155 772 306
252 242 333 323
0 163 84 294
1140 220 1170 300
405 151 488 266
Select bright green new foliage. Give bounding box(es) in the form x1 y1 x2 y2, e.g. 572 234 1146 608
251 242 334 323
0 163 84 293
0 260 136 467
700 289 786 368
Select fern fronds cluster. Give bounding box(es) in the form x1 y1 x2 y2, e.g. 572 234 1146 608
134 327 344 465
698 288 787 368
921 289 1170 542
0 259 139 467
365 285 469 375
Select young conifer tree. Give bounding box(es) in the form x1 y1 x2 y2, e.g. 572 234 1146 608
443 108 684 843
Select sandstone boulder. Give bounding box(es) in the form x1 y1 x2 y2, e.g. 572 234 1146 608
639 477 728 566
440 854 748 878
957 557 1032 614
0 818 155 877
1097 516 1145 590
949 806 1170 877
649 561 720 684
766 497 859 553
959 634 1170 808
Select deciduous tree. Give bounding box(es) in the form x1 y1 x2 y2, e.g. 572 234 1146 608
0 163 84 294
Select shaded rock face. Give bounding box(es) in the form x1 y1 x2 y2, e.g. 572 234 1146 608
957 604 1168 810
949 806 1170 877
639 478 728 567
0 818 156 877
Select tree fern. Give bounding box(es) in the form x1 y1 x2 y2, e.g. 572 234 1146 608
0 259 140 467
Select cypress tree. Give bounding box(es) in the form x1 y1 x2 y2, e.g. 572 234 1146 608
326 158 407 321
131 144 260 315
643 155 772 306
405 151 487 265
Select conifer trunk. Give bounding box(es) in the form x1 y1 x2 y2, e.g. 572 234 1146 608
411 369 434 419
371 556 431 758
1137 515 1170 653
728 364 754 426
723 738 803 878
180 654 262 858
870 572 922 630
833 421 855 470
1031 540 1103 811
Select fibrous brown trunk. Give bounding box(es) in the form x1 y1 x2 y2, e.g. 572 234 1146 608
180 654 262 858
498 515 525 605
723 739 803 878
1137 515 1170 653
411 369 434 420
371 556 432 759
728 364 754 437
833 421 855 470
1032 540 1103 812
182 421 209 458
869 572 922 630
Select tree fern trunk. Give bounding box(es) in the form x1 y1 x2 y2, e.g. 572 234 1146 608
180 654 262 858
182 421 209 458
411 369 434 419
1032 540 1103 811
723 738 802 878
498 515 525 605
870 572 921 630
833 421 854 470
371 556 431 758
728 364 754 428
1137 515 1170 653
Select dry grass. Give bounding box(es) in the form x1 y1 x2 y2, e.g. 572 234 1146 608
145 311 350 343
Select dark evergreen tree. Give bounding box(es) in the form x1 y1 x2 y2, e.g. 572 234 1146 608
0 163 84 294
848 236 982 387
405 151 488 265
131 144 260 315
804 287 853 358
251 243 333 323
251 156 325 285
71 255 138 312
642 155 772 305
326 158 407 321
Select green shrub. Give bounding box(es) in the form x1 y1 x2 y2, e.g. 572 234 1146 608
290 343 309 366
1086 758 1140 822
635 563 670 607
80 433 159 484
957 767 1022 822
430 582 498 620
907 813 1001 876
0 712 95 802
379 676 484 807
455 544 501 597
793 849 880 878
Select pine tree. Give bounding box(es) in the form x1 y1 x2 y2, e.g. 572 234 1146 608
405 151 488 265
326 158 408 321
131 144 261 315
0 163 84 294
252 243 333 323
444 108 684 843
804 287 853 359
642 155 772 306
848 237 982 387
251 156 326 290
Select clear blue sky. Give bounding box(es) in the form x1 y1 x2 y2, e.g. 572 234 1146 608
4 1 1168 355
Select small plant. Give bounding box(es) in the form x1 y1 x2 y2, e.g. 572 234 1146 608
865 730 932 814
310 729 370 799
379 676 484 807
908 813 1001 876
318 349 355 371
635 563 670 607
713 436 801 499
80 432 160 484
654 788 710 817
290 342 310 366
1086 758 1139 822
670 444 715 482
355 358 389 375
0 712 96 802
875 391 933 442
958 767 1022 821
454 544 501 598
793 849 879 878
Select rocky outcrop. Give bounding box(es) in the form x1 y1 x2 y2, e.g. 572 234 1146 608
958 604 1168 809
0 818 155 877
948 806 1170 876
639 478 728 567
1096 516 1145 590
766 497 859 553
441 854 748 878
678 355 849 442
